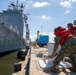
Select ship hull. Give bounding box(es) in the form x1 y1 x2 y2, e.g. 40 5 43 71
0 24 26 53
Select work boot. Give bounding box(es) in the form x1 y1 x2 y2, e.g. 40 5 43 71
50 65 57 73
69 64 76 72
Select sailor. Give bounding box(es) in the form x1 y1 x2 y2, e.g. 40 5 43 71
67 23 76 72
44 26 72 59
51 26 73 58
67 23 76 36
50 26 76 72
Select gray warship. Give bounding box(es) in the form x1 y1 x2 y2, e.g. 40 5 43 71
0 1 30 53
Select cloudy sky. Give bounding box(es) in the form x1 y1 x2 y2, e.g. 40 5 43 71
0 0 76 42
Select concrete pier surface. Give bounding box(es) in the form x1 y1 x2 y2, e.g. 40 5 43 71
8 46 76 75
30 47 76 75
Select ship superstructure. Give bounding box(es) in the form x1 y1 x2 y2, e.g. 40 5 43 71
0 0 30 53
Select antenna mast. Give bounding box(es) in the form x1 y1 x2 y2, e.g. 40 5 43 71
16 0 18 5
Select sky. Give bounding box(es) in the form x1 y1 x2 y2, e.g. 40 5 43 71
0 0 76 42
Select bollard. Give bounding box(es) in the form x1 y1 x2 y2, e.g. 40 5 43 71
14 63 22 72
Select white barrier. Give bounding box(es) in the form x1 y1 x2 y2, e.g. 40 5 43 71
48 43 54 55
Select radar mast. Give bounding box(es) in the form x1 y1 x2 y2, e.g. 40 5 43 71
8 0 25 12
